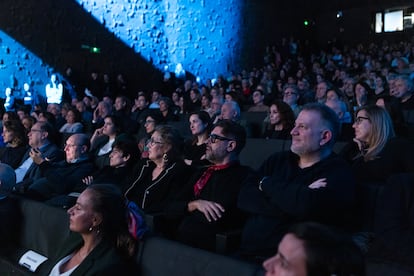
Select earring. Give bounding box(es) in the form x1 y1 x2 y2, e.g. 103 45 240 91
163 153 169 163
89 226 93 232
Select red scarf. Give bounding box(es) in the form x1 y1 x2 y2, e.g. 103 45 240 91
193 162 237 196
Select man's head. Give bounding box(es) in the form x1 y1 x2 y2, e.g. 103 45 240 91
290 103 340 162
391 75 413 100
135 94 148 110
220 101 240 121
28 121 54 148
211 96 224 115
64 134 90 163
325 99 347 121
283 84 300 106
0 164 16 200
114 95 128 111
315 82 329 102
205 120 246 165
263 222 365 276
252 89 265 105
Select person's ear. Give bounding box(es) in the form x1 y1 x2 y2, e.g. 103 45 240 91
93 213 103 227
123 154 131 162
320 130 332 146
227 140 236 152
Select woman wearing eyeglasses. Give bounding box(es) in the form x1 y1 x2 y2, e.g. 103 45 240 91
340 105 414 233
125 125 193 216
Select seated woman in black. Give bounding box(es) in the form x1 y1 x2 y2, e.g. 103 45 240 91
48 184 136 275
262 100 295 140
183 111 212 168
341 105 414 184
340 105 414 232
82 139 139 193
0 120 28 168
125 125 193 214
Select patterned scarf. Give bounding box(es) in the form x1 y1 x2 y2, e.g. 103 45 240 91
193 161 237 196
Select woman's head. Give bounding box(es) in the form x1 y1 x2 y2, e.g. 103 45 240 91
3 111 19 122
268 100 295 130
68 184 129 243
144 111 163 134
189 111 211 137
65 108 82 124
353 105 395 160
2 120 27 146
102 115 123 137
148 125 183 164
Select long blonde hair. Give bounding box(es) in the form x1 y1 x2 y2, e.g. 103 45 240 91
357 105 395 161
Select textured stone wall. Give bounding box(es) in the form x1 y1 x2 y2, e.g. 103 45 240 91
76 0 245 82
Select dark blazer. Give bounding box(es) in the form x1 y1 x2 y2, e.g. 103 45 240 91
49 234 135 276
15 143 64 190
27 159 95 200
125 159 194 214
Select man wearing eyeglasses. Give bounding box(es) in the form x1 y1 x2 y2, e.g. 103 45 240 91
13 121 64 193
24 133 94 205
238 103 356 262
175 120 250 251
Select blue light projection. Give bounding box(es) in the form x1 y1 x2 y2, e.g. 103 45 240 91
0 30 60 100
74 0 244 82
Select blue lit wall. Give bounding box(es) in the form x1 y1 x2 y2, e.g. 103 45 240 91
75 0 244 82
0 31 59 100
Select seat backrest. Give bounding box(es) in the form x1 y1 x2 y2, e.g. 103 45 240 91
240 138 291 169
138 236 261 276
18 199 70 258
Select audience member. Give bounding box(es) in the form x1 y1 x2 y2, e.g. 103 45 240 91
183 111 212 167
48 184 137 275
263 100 295 140
248 89 269 112
59 108 84 134
25 133 94 203
125 125 193 214
263 222 365 276
176 120 249 251
0 120 28 168
238 103 356 261
90 115 125 169
282 84 301 117
82 140 139 193
14 121 63 190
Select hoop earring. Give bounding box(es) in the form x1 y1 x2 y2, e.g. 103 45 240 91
163 153 169 163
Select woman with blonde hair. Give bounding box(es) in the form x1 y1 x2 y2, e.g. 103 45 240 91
341 105 414 184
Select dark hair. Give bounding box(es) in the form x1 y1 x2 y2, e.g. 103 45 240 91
67 108 82 123
189 110 212 145
301 103 340 147
3 111 19 122
86 184 136 257
269 100 295 131
154 125 184 163
112 139 139 165
38 121 59 145
213 119 246 154
3 120 27 146
39 111 56 126
104 115 124 135
289 222 365 276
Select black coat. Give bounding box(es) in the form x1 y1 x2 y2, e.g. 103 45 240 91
238 151 356 258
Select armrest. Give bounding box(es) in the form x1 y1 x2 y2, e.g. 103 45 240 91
215 228 242 255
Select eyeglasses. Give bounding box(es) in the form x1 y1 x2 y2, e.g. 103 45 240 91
284 91 297 96
145 120 155 124
208 134 234 143
148 138 164 146
64 143 81 148
30 129 43 132
355 116 370 124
